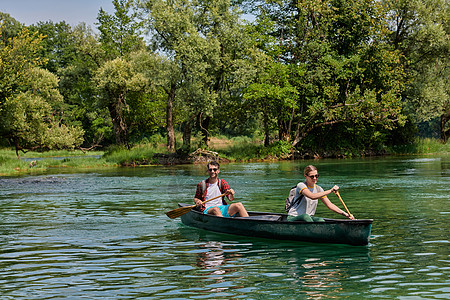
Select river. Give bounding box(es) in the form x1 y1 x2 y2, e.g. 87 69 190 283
0 155 449 299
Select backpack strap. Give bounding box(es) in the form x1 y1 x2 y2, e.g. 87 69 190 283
292 191 304 209
201 179 206 193
286 185 304 212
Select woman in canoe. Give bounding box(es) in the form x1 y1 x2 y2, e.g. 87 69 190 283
287 165 355 222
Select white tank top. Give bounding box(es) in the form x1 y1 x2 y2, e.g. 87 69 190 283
205 181 222 208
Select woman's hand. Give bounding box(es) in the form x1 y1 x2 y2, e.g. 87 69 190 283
331 185 339 193
343 211 355 220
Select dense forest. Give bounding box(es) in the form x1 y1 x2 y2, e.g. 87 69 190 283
0 0 448 158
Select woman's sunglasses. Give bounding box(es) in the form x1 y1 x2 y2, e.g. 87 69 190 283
308 174 319 179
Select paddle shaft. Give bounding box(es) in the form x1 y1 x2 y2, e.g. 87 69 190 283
195 193 227 208
335 191 354 219
165 193 227 219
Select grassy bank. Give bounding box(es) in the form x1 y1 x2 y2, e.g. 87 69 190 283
0 149 113 176
387 138 450 155
0 137 448 176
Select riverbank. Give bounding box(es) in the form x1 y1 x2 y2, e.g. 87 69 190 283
0 137 448 176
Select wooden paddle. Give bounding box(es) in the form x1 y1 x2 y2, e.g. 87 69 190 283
335 191 355 219
165 193 227 219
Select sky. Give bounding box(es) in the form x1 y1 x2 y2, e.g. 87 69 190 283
1 0 115 28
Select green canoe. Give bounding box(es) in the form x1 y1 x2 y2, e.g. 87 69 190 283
178 203 373 246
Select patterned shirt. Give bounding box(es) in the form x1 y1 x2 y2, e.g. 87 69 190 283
194 178 230 212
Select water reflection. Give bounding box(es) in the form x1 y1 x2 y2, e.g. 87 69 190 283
0 156 449 299
195 241 244 294
172 226 372 299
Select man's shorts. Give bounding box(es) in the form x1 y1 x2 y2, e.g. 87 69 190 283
204 205 231 217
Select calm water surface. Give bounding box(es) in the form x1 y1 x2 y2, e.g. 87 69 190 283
0 156 449 299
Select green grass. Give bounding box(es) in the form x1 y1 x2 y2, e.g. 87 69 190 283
388 138 450 155
103 144 160 165
0 148 114 176
1 137 448 176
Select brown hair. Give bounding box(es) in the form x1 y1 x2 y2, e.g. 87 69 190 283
207 161 220 169
304 165 317 176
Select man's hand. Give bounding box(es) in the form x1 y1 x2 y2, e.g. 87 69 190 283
225 188 235 201
225 189 235 196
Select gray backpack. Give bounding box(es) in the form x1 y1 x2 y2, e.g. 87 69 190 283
285 185 303 212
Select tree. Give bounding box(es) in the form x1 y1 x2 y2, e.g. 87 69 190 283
248 0 407 151
138 0 256 151
94 56 147 147
95 0 147 147
97 0 144 58
0 28 84 156
57 23 115 149
29 21 77 74
0 11 24 42
244 62 298 146
386 0 450 142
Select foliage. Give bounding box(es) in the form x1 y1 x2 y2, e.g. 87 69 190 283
95 0 150 148
388 138 450 155
94 54 163 147
0 12 24 42
29 20 77 73
97 0 145 58
0 28 84 156
57 23 113 147
138 0 258 151
0 0 447 158
103 144 159 165
386 0 450 141
246 0 407 152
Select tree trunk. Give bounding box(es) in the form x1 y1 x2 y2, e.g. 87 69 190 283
441 110 450 143
182 120 192 152
166 85 176 152
201 116 211 147
264 113 270 147
108 94 129 149
182 114 196 152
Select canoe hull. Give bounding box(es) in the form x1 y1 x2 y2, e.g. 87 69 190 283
179 205 372 246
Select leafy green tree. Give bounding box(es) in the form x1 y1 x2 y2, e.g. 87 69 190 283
29 21 77 74
244 62 298 146
0 28 84 156
97 0 144 58
248 0 407 151
94 56 147 147
0 12 24 42
52 23 114 148
95 0 147 147
138 0 256 151
386 0 449 142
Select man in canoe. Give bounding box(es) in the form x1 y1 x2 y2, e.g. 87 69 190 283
194 161 249 218
287 165 355 222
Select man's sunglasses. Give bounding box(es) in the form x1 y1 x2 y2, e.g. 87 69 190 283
208 168 218 172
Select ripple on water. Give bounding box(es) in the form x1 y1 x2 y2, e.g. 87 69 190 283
1 159 449 299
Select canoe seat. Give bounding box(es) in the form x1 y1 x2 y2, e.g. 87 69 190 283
246 215 282 221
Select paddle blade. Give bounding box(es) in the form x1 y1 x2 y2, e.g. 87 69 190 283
165 205 195 219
